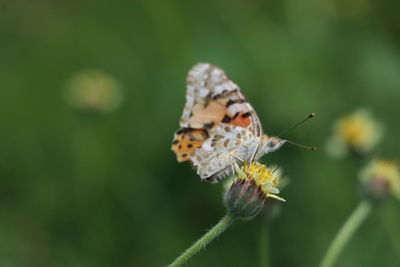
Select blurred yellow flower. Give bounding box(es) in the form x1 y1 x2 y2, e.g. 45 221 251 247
65 69 123 113
326 109 384 157
359 159 400 201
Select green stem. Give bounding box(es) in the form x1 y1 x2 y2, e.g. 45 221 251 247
168 216 235 267
378 206 400 261
259 222 270 267
319 200 372 267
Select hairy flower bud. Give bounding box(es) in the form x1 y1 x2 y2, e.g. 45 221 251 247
225 179 265 219
224 161 285 220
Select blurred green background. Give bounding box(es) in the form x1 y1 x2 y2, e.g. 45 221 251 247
1 0 400 266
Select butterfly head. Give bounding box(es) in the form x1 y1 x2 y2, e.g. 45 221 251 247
259 136 287 156
267 136 287 152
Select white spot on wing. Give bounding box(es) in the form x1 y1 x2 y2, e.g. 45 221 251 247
199 88 209 98
228 103 247 115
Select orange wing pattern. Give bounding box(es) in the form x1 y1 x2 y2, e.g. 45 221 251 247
171 128 208 162
172 63 263 164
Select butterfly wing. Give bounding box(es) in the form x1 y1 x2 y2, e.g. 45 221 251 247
172 63 264 181
171 128 208 162
180 63 263 136
191 124 259 182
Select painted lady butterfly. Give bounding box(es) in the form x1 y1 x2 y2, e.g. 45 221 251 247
172 63 287 183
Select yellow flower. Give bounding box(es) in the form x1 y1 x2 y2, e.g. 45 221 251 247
224 161 285 219
222 164 288 196
264 164 290 191
359 160 400 201
326 109 384 157
65 69 123 113
235 161 285 202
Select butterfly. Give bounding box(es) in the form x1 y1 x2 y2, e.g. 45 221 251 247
171 63 287 183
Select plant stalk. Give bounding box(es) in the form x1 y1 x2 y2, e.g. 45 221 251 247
259 222 270 267
319 200 372 267
168 215 235 267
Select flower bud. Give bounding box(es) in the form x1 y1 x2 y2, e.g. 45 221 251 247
224 161 285 220
359 160 400 202
225 178 265 219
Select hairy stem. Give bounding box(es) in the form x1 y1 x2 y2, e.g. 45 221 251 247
168 216 235 267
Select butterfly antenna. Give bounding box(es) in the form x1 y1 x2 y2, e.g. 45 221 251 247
278 113 316 137
286 140 317 151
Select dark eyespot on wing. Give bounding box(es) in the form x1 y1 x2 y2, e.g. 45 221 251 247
226 99 246 107
212 89 228 100
203 122 215 129
241 112 251 118
226 99 236 107
176 128 187 135
222 115 231 123
171 127 209 163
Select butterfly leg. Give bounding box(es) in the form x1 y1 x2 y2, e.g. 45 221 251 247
228 152 246 176
229 154 235 176
230 153 244 163
250 143 260 163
